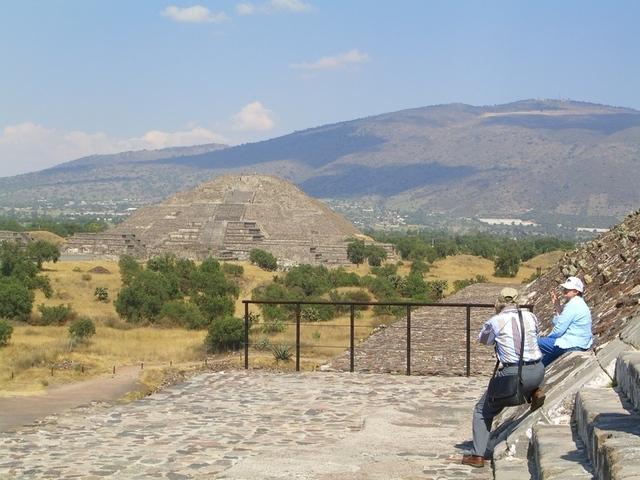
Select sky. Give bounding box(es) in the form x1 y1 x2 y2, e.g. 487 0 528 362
1 0 639 177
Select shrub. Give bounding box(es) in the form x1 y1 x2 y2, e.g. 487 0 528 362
342 289 372 308
222 263 244 277
399 273 428 300
38 303 76 325
328 267 361 288
0 319 13 347
452 275 488 293
249 249 278 271
271 344 293 363
365 245 387 267
102 316 134 330
204 316 244 353
425 280 448 302
261 318 286 334
68 317 96 341
300 306 321 322
94 287 109 302
409 259 429 275
159 300 207 329
254 335 271 351
81 273 92 281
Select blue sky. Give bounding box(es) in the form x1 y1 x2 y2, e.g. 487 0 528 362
1 0 638 176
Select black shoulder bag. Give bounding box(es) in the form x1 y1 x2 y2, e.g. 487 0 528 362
487 309 527 406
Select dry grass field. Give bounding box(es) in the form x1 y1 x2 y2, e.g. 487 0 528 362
426 251 563 293
35 260 123 318
1 251 560 394
0 324 207 396
27 230 66 246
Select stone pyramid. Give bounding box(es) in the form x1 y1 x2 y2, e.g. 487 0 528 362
65 175 390 265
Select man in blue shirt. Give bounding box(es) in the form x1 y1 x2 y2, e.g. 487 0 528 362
537 276 593 366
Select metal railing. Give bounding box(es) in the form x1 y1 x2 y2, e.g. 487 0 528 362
243 300 534 376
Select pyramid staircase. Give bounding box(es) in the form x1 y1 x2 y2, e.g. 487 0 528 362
492 316 640 480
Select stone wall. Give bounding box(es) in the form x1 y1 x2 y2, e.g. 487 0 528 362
0 230 33 245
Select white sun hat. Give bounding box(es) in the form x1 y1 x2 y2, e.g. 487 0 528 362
560 276 584 293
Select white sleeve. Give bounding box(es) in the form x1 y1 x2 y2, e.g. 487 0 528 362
478 319 496 346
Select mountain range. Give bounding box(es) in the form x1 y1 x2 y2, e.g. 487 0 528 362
1 99 639 223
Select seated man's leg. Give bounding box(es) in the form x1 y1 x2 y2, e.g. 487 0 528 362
538 336 565 366
471 391 504 459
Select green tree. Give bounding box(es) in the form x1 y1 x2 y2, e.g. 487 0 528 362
494 249 521 277
114 270 178 323
118 255 142 286
399 273 428 300
283 265 331 297
0 241 52 298
190 258 238 322
249 249 278 271
0 277 34 320
0 318 14 347
365 245 387 267
26 240 60 269
346 240 366 265
159 300 207 329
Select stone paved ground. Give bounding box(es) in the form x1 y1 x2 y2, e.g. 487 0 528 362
0 371 492 480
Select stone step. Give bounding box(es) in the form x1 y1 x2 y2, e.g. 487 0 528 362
493 456 531 480
615 351 640 413
533 424 593 479
574 387 640 480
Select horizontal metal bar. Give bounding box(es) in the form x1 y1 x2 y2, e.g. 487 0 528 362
244 300 532 309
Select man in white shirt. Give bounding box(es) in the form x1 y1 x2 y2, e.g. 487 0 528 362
462 287 544 468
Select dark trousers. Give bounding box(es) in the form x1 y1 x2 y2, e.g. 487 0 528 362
472 362 544 458
538 336 587 366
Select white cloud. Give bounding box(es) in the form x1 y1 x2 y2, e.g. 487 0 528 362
231 102 275 131
292 49 370 71
0 122 227 177
236 3 257 15
162 5 229 23
236 0 312 15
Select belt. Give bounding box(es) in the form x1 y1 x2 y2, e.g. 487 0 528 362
502 360 541 367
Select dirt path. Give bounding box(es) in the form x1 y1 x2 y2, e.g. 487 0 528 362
0 366 142 432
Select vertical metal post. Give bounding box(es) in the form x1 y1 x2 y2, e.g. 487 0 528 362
295 303 301 372
406 305 411 376
466 306 471 377
244 301 249 370
349 304 355 373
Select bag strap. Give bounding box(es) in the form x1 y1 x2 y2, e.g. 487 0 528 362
516 309 525 384
492 309 526 381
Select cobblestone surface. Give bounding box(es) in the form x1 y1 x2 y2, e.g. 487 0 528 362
327 284 519 376
0 371 492 479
